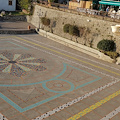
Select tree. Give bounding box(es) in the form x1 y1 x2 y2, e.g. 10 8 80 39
18 0 31 10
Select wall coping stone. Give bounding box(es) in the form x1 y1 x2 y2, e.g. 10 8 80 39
0 29 36 34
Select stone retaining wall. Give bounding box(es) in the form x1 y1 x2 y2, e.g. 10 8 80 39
27 5 120 53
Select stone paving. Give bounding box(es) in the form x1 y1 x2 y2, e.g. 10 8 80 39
0 22 35 30
0 34 120 120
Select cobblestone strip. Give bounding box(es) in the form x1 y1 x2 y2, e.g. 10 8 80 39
33 79 120 120
100 106 120 120
0 113 8 120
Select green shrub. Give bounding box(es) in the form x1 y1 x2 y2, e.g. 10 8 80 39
69 25 79 36
97 39 115 51
63 24 70 33
63 24 79 36
104 51 119 59
41 17 50 26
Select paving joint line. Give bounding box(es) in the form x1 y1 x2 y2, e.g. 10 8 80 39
12 38 119 80
0 35 119 119
19 36 120 71
67 88 120 120
14 36 120 76
33 78 120 120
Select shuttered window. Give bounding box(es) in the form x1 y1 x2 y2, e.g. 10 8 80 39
9 0 12 6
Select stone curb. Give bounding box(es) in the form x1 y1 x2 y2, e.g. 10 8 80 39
0 29 36 34
37 28 116 63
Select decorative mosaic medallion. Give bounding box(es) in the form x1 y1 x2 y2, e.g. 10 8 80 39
0 52 47 77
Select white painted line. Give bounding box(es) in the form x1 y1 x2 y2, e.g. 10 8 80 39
12 38 119 80
10 38 120 120
0 113 8 120
20 36 120 71
101 106 120 120
33 79 120 120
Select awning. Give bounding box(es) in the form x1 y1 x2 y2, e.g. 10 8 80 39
99 1 120 6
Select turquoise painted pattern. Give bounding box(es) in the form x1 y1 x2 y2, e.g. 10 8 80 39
0 41 28 50
0 63 101 112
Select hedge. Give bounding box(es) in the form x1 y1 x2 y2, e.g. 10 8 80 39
69 25 79 36
63 24 79 36
97 39 115 51
63 24 70 33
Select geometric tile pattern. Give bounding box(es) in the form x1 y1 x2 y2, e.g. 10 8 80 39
0 51 47 77
1 36 119 120
0 63 101 114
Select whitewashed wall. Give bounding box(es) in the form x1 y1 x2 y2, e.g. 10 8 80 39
0 0 16 11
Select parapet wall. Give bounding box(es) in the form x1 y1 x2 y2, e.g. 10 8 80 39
0 29 36 34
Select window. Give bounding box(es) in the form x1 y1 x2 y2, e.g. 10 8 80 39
8 0 12 6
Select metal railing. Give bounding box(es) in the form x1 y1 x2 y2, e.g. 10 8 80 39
34 1 120 20
77 7 120 19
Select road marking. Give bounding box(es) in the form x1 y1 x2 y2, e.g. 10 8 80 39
0 35 119 119
0 113 8 120
20 36 120 71
0 40 28 50
12 38 118 80
67 89 120 120
100 106 120 120
33 79 120 120
15 36 120 76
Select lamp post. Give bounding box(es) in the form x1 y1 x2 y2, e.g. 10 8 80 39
37 9 43 30
91 3 93 9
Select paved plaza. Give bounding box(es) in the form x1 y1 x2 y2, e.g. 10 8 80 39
0 34 120 120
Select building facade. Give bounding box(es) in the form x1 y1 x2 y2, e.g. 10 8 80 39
0 0 16 11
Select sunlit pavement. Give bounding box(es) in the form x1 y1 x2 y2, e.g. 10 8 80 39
0 34 120 120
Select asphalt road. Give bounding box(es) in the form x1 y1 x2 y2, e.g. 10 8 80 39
0 34 120 120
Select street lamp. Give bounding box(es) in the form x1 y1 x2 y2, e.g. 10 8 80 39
37 9 43 30
91 4 93 9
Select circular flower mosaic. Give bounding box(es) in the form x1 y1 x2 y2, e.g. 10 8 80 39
0 52 47 77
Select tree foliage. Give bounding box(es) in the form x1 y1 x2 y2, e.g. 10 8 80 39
18 0 31 10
